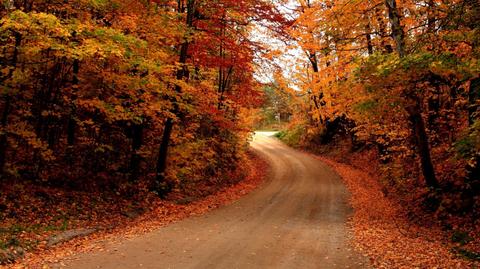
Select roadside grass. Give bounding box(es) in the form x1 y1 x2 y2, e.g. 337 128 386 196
1 219 69 251
274 125 305 147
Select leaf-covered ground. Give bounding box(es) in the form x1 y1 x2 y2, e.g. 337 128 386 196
1 152 268 268
315 151 480 268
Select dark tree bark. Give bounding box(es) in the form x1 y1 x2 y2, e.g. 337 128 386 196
217 18 234 110
462 77 480 208
384 0 438 188
363 14 374 55
129 123 144 182
427 0 436 33
385 0 405 57
154 0 196 196
465 154 480 204
307 50 319 73
405 95 439 189
0 97 12 176
468 77 480 126
365 26 374 55
67 59 79 147
0 32 21 176
307 51 322 121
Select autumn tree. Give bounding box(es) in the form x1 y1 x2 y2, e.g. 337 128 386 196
280 0 479 211
0 0 286 198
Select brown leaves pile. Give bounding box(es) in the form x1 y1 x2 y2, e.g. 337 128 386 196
7 153 267 269
317 156 479 268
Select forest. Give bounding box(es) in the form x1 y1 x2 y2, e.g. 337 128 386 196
0 0 286 195
0 0 286 264
271 0 480 265
0 0 479 267
276 0 480 221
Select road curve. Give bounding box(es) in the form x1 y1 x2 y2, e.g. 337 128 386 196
63 132 368 269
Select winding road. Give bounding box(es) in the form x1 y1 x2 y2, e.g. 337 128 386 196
64 132 367 269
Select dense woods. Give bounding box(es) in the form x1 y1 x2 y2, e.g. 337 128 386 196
269 0 480 262
0 0 285 195
0 0 287 261
275 0 479 242
1 0 480 266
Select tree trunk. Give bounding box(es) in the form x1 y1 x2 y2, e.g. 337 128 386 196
308 51 319 73
363 13 374 55
468 77 480 126
427 0 436 33
154 0 195 196
365 24 374 55
385 0 438 188
0 32 21 176
67 59 79 146
405 96 439 189
385 0 405 57
65 59 79 168
154 118 173 195
465 154 480 203
0 97 11 176
464 67 480 210
129 123 143 182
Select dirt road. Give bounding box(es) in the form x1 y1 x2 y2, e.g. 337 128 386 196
63 132 367 269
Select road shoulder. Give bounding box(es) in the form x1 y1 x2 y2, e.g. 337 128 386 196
316 156 477 268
